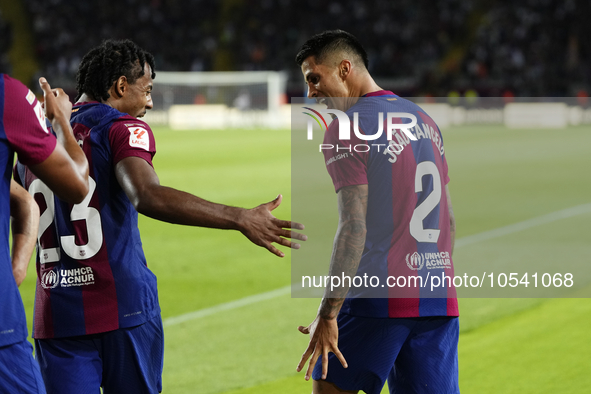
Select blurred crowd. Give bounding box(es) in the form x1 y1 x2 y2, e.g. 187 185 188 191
0 11 12 74
24 0 218 77
228 0 472 96
17 0 591 96
458 0 589 97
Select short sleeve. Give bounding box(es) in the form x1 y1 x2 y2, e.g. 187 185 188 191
442 151 450 185
322 119 368 193
2 75 57 166
436 126 450 185
108 118 156 167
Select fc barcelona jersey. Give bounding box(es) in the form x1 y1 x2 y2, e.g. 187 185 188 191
15 102 160 339
0 74 57 346
322 91 458 318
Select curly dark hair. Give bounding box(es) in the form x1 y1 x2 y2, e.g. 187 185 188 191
295 30 369 70
75 39 156 102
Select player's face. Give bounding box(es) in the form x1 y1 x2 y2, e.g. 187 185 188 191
301 56 348 110
121 63 153 118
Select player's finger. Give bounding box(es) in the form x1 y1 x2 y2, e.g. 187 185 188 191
296 342 315 372
305 348 320 381
52 87 65 97
271 235 299 250
38 77 52 95
264 242 284 258
321 347 329 379
273 219 305 230
298 325 310 334
296 354 309 373
331 345 348 369
277 229 294 239
277 229 308 242
291 221 305 230
265 194 282 211
292 231 307 241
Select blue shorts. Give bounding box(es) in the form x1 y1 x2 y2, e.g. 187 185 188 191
312 314 459 394
35 315 163 394
0 339 46 394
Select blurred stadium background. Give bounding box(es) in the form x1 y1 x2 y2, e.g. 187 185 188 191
2 0 591 98
1 0 590 393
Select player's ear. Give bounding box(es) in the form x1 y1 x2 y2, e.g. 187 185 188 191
339 60 352 80
113 76 127 98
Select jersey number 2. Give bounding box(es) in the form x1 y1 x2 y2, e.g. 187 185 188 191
29 177 103 263
409 161 441 243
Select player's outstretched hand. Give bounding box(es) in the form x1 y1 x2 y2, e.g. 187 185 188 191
39 77 73 124
239 194 306 257
296 316 348 381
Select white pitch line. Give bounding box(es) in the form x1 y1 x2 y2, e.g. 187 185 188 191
163 202 591 327
163 285 291 327
454 203 591 248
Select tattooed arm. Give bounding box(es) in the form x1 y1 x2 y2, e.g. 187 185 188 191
319 184 368 317
296 184 368 381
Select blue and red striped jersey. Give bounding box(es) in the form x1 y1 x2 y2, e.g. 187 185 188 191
15 102 160 339
321 91 458 318
0 74 57 347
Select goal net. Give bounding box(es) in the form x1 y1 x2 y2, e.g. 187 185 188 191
144 71 289 129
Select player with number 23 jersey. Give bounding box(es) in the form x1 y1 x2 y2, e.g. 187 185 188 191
15 102 160 339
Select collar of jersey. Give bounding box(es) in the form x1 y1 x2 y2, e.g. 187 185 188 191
362 90 396 97
74 101 101 108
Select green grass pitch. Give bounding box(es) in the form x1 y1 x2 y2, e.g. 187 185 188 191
17 123 591 393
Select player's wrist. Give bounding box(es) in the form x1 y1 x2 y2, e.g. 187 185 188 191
48 106 70 122
50 116 71 136
318 298 343 320
12 265 27 286
231 206 248 232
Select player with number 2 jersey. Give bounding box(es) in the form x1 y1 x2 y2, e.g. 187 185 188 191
296 30 459 394
322 91 458 318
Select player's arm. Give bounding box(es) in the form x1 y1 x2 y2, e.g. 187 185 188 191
28 78 89 204
297 184 368 380
318 184 368 317
9 180 40 286
446 184 455 256
115 156 306 257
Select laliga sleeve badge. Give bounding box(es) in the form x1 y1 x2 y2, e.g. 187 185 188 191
27 89 49 133
26 89 36 105
128 126 150 151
